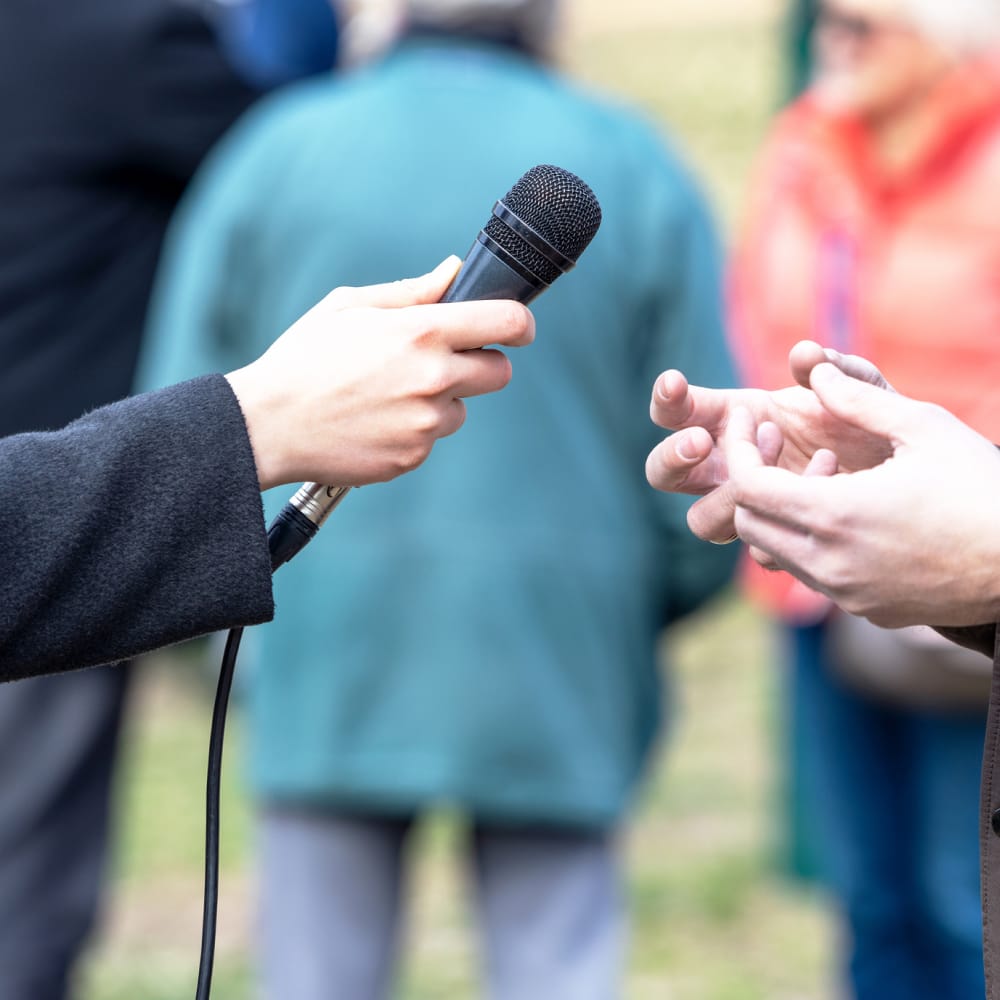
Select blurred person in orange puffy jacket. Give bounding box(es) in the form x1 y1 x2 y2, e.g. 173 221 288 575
731 1 1000 997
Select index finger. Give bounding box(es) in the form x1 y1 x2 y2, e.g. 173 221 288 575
651 372 774 447
650 370 732 434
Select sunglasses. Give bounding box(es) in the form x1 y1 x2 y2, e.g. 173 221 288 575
817 4 879 43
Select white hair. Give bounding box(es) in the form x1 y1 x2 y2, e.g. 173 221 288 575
901 0 1000 53
340 0 558 65
907 0 1000 52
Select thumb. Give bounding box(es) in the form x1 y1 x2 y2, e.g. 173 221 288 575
322 256 463 311
790 341 894 392
809 361 914 443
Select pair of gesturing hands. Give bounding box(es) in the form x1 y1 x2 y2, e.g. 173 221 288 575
645 341 1000 629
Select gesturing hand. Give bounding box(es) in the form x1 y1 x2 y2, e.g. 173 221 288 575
722 363 1000 628
645 341 893 543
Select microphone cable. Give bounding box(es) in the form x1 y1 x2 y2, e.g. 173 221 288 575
194 481 351 999
195 624 243 1000
195 478 354 999
194 519 308 1000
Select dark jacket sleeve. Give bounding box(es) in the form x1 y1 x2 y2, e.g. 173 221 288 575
121 0 262 181
0 375 274 682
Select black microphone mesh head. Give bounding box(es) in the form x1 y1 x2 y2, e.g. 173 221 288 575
484 165 602 285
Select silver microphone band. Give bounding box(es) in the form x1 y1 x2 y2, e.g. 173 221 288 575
287 482 352 529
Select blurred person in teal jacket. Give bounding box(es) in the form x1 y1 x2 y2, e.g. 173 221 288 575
139 1 737 995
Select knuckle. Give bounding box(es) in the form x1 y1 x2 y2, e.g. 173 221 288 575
399 449 427 474
838 595 867 619
409 317 441 351
405 399 447 437
416 356 454 398
752 546 780 571
417 403 443 435
820 555 857 603
323 284 356 310
392 440 431 477
924 401 954 427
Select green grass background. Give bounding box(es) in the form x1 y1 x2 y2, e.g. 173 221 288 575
77 4 841 997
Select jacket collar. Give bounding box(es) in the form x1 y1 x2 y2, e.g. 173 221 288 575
782 56 1000 209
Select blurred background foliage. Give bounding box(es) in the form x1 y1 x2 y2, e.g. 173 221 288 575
78 1 841 997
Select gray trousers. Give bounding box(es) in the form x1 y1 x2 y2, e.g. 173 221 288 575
259 807 625 1000
0 665 129 1000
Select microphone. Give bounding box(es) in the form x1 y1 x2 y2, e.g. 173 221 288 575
266 164 603 571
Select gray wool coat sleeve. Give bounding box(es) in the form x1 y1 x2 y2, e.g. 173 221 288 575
0 374 274 682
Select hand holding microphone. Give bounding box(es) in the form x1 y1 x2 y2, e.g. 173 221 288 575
224 256 530 488
257 165 602 569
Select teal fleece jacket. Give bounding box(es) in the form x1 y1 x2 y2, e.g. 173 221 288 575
139 39 738 827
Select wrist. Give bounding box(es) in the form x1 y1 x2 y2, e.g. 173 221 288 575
224 365 289 492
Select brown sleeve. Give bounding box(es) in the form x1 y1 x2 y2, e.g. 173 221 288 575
980 630 1000 998
936 624 998 658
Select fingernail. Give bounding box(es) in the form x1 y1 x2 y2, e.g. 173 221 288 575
676 439 698 462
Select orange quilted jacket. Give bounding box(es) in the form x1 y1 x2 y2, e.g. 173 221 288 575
731 57 1000 621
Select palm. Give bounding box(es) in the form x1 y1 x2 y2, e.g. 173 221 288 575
767 383 893 474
